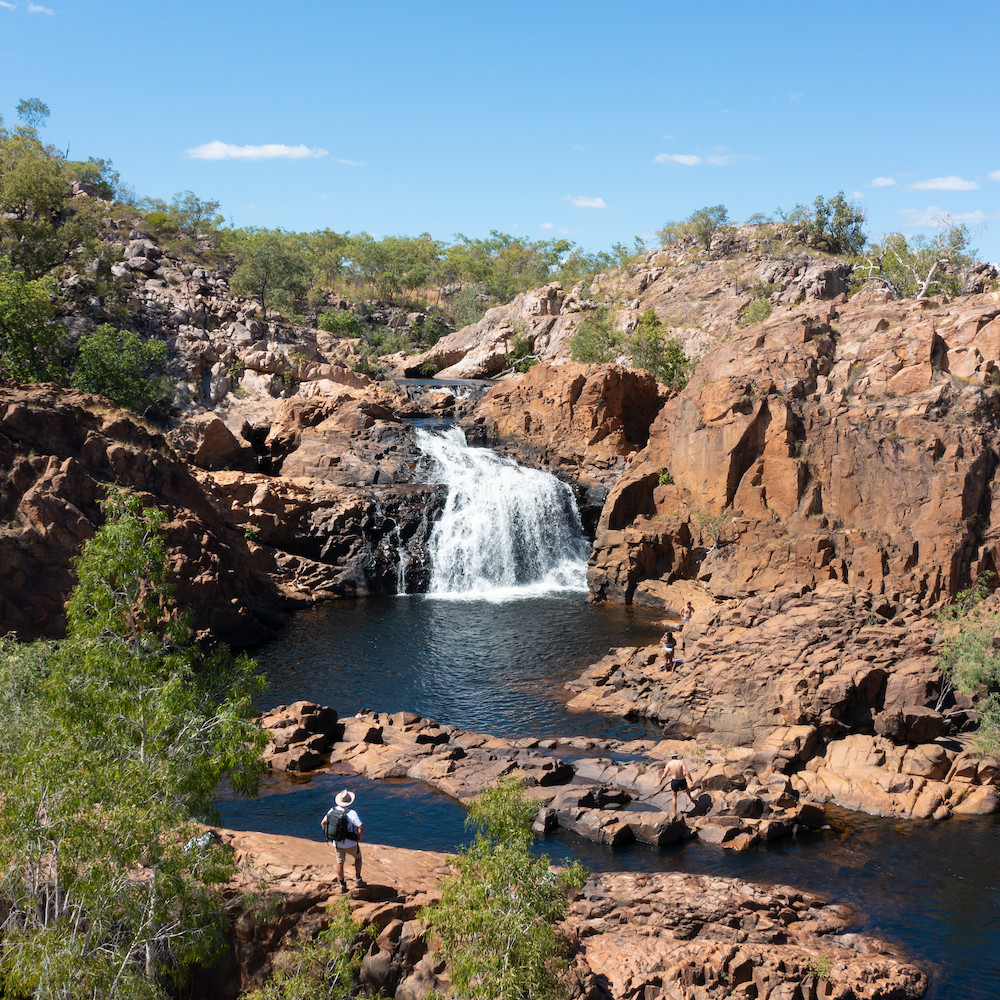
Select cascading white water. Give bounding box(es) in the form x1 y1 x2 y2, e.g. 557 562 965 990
416 426 590 600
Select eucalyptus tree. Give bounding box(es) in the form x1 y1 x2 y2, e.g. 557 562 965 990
0 489 267 999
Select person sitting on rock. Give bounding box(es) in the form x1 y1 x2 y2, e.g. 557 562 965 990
321 789 365 892
660 750 695 817
660 629 676 671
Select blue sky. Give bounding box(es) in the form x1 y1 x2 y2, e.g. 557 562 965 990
3 0 999 261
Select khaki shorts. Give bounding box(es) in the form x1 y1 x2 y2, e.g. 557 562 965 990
335 842 360 864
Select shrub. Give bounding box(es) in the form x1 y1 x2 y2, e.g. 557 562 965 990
570 305 620 363
71 324 171 414
425 775 587 1000
738 298 773 327
627 309 693 390
317 310 363 337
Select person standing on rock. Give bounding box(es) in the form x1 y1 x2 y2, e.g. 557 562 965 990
321 789 365 892
681 601 694 627
660 629 677 671
661 751 695 818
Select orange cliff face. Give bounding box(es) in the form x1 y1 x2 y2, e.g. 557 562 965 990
587 292 1000 610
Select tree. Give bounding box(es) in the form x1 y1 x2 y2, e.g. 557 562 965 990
230 228 312 318
0 488 268 999
627 308 694 390
852 222 977 300
0 256 64 382
425 775 586 1000
71 324 171 414
569 305 621 363
776 192 866 256
936 578 1000 755
658 205 730 249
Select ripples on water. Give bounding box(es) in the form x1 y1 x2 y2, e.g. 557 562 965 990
224 594 1000 1000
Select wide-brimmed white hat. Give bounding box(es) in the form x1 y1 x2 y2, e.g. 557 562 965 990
335 789 356 808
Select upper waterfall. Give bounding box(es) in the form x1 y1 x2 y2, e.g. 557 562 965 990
415 426 590 600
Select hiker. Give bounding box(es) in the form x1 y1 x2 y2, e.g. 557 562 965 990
681 601 695 627
660 750 695 817
321 789 365 892
660 629 676 671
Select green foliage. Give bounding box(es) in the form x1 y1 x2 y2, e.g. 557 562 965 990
0 488 268 999
508 331 538 372
71 323 171 413
425 775 586 1000
0 256 64 381
658 467 673 486
777 192 866 255
317 309 363 337
242 901 370 1000
230 227 313 319
936 574 1000 755
738 297 773 327
852 223 977 300
804 954 833 979
658 205 730 249
627 309 693 389
570 305 621 363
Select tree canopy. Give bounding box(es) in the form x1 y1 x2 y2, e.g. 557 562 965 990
0 488 267 999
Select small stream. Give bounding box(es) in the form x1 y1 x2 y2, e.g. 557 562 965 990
220 425 1000 999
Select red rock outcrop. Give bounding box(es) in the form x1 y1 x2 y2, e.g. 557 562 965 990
565 581 999 821
0 382 287 644
462 361 665 491
589 292 1000 608
208 830 927 1000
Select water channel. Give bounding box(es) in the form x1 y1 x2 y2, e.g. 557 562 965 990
220 421 1000 1000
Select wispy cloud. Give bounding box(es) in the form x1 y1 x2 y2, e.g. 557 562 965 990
540 222 553 230
566 195 607 209
789 92 804 100
0 3 17 11
186 141 329 161
335 157 366 166
653 150 756 167
897 205 987 227
871 176 896 187
908 175 979 192
988 170 1000 182
571 143 590 152
849 190 865 200
27 3 54 12
654 153 702 166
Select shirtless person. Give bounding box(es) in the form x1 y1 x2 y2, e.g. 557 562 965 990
661 750 695 817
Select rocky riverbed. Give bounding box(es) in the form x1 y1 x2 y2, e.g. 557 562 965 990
213 828 927 1000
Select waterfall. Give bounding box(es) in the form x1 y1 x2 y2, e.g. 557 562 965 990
415 426 590 600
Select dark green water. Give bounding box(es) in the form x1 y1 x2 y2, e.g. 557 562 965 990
220 594 1000 999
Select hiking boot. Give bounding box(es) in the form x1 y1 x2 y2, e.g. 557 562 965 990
338 879 348 893
354 878 366 888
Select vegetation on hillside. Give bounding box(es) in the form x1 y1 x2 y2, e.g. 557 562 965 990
0 488 267 999
0 96 993 405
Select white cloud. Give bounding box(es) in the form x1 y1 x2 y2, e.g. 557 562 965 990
571 143 590 152
850 190 865 200
654 153 702 166
27 3 54 12
896 205 988 227
335 157 366 166
186 140 329 161
567 195 607 209
539 222 553 230
318 194 330 200
654 150 755 167
0 3 17 11
909 175 979 191
871 176 896 187
789 92 804 100
989 170 1000 182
